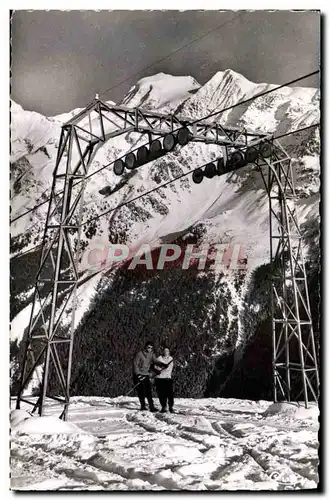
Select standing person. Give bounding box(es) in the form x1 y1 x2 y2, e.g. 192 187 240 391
155 346 174 413
133 341 158 412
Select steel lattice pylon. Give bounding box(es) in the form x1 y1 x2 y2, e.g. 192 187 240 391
15 98 319 418
256 138 319 406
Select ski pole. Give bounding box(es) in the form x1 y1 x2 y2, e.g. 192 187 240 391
124 377 145 397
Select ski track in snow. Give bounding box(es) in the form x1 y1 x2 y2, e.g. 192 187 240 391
10 397 319 491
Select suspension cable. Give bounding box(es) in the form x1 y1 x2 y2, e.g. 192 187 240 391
10 70 319 225
12 122 319 259
81 122 320 227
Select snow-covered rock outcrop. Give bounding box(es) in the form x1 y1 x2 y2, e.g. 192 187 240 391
121 72 200 112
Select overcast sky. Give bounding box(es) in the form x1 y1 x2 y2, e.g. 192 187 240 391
10 10 320 116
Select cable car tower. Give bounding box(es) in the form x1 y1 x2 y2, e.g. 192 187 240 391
15 96 319 419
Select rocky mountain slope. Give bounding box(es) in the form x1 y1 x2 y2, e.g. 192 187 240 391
10 70 320 399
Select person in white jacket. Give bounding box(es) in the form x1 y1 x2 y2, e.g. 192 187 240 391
154 346 174 413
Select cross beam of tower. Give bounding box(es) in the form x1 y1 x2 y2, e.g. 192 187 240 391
15 98 319 418
64 98 266 148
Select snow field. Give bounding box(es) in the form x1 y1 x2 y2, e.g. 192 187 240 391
10 397 319 491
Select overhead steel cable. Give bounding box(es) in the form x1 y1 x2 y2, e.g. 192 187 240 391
10 137 178 224
11 195 53 224
98 13 244 100
193 70 320 125
11 244 43 259
80 122 320 227
10 70 319 225
11 165 33 191
10 14 246 221
99 69 320 168
49 13 245 107
10 128 170 223
273 123 320 141
11 122 319 259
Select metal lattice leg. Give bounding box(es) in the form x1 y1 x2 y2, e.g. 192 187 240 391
258 139 319 407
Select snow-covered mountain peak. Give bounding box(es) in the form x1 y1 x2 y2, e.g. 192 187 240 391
177 68 319 131
121 72 200 112
11 100 24 114
10 101 61 163
176 70 268 122
211 68 264 91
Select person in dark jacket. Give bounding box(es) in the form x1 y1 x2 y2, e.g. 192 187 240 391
133 341 159 412
154 346 174 413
